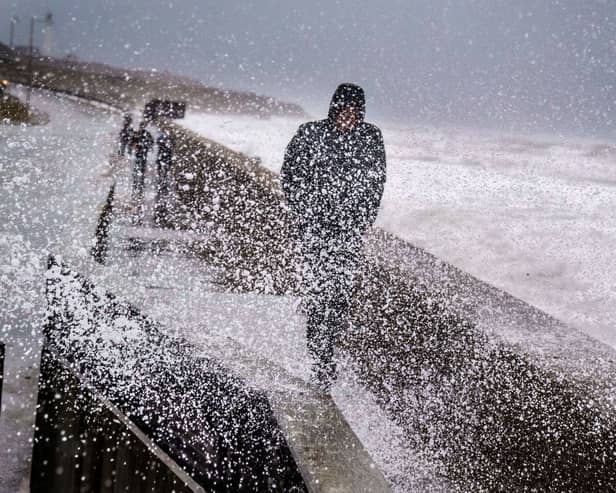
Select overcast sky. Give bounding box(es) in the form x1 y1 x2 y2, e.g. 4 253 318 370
2 0 615 136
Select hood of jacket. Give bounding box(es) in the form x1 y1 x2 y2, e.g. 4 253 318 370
328 83 366 123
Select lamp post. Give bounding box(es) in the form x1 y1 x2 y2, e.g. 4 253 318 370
26 12 53 105
9 16 20 49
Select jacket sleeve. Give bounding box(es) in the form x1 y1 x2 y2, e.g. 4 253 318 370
362 128 387 230
280 124 311 212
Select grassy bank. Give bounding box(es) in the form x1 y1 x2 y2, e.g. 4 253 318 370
0 94 48 125
1 56 306 116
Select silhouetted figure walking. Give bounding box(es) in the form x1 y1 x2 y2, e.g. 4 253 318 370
131 121 154 218
118 114 134 157
281 83 387 391
91 183 115 264
154 129 173 225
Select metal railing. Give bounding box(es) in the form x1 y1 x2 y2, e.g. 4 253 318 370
31 347 204 493
33 255 307 492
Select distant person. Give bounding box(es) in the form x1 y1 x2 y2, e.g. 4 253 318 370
281 83 387 391
118 114 134 157
0 80 7 98
154 128 174 224
131 121 154 210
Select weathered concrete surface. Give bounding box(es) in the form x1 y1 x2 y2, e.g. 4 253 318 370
364 229 616 416
161 118 616 491
63 152 400 493
271 391 392 493
345 243 616 491
86 157 400 492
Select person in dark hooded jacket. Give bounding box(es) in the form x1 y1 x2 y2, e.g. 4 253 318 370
131 120 154 212
154 129 174 224
281 83 386 390
118 113 134 157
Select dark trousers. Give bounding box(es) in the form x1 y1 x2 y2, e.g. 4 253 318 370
156 161 169 201
132 155 147 204
154 161 170 224
305 296 348 385
299 231 361 386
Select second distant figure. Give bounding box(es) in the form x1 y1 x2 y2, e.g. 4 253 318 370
118 114 134 157
131 121 154 211
281 83 387 391
154 128 174 225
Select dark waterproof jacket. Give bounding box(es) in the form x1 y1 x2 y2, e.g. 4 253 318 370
133 129 154 160
120 117 133 145
281 85 386 237
156 132 173 165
